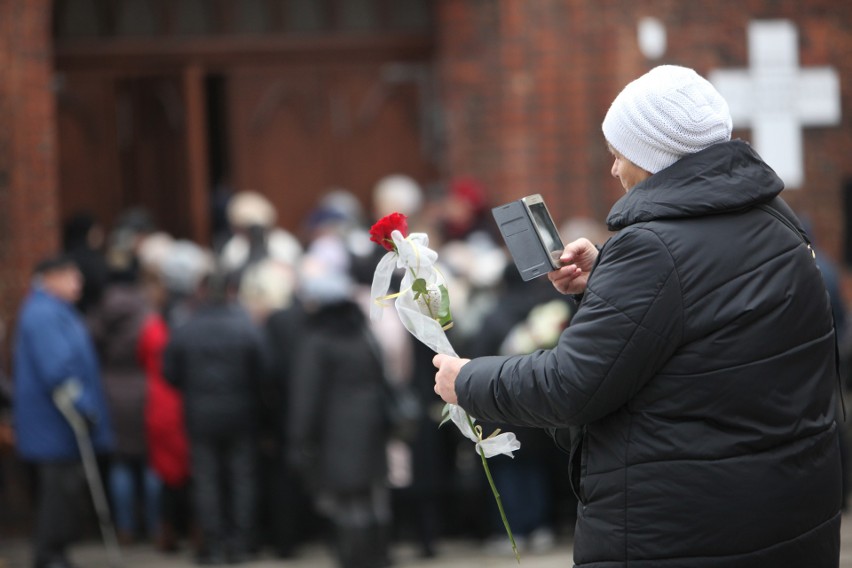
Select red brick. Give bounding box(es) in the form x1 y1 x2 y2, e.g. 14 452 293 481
0 0 59 357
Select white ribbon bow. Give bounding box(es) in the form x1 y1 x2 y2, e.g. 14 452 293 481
371 229 520 459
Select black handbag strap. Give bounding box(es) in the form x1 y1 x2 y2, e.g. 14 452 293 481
756 199 845 421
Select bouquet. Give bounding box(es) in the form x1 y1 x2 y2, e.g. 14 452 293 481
369 212 522 562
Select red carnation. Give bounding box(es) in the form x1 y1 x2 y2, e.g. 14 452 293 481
369 212 408 252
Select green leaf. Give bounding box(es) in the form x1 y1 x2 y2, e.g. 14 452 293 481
437 284 453 328
439 403 452 427
411 278 428 300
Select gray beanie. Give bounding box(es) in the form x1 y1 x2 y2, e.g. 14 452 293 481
602 65 733 174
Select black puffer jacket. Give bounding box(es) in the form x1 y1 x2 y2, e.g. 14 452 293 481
288 300 388 493
456 141 841 567
163 302 266 437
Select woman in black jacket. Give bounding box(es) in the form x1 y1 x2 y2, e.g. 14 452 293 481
288 249 391 568
163 272 267 563
434 65 842 567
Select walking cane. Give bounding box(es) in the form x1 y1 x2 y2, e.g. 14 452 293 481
53 379 124 568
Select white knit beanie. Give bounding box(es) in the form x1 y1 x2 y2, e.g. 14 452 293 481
602 65 733 174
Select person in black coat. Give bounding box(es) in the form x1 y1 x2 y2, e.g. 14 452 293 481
88 265 159 545
260 299 317 557
62 212 108 315
288 247 391 568
163 272 267 564
433 65 842 567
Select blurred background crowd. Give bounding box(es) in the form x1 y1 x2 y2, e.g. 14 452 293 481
0 174 617 566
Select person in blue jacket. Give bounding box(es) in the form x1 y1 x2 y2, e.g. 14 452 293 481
13 253 114 568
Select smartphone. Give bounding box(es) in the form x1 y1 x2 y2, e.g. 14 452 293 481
492 194 565 281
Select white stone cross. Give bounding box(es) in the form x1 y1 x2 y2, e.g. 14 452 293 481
709 20 841 189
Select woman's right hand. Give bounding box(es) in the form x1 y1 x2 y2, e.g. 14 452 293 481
548 238 599 295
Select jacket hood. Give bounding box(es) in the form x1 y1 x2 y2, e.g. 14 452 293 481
606 140 784 231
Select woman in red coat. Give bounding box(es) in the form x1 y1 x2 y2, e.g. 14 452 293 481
140 311 190 551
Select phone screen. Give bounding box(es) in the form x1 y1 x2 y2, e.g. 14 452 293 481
527 201 563 260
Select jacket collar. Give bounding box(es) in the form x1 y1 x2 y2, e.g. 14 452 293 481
606 140 784 231
32 285 73 307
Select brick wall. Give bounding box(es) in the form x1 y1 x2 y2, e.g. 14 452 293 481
437 0 852 281
0 0 59 355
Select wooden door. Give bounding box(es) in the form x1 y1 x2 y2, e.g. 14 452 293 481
227 66 329 233
115 75 193 239
57 72 198 240
227 61 437 233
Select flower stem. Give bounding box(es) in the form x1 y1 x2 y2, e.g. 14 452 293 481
465 413 520 563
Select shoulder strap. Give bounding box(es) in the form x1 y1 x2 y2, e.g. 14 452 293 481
756 199 845 421
755 198 814 255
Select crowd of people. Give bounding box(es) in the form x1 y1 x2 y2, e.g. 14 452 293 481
2 174 594 568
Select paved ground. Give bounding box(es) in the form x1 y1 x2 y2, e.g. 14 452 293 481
3 514 852 568
0 538 567 568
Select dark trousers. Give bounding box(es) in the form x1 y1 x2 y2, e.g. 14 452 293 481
258 445 311 557
190 431 256 556
318 484 391 568
489 459 551 537
33 461 88 566
160 481 192 540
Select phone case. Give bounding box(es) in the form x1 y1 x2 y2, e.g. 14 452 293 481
492 197 563 281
